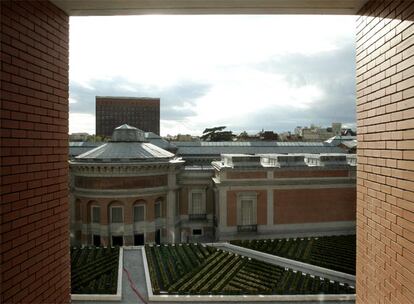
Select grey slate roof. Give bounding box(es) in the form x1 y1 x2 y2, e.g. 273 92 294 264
144 132 174 150
74 125 174 162
69 142 102 157
74 142 174 162
172 141 344 155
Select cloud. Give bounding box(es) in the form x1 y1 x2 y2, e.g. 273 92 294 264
69 15 356 135
69 77 211 121
232 41 356 132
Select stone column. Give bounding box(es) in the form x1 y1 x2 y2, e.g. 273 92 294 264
166 167 177 243
218 188 227 238
166 190 176 243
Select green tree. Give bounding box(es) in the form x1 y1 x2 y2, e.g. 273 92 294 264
201 126 235 141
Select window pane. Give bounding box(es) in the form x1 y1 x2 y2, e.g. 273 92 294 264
92 207 100 223
134 205 145 222
192 229 202 236
111 207 123 223
191 192 202 214
241 200 253 225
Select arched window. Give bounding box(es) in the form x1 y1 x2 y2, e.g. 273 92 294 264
109 201 124 223
88 200 100 224
133 200 146 222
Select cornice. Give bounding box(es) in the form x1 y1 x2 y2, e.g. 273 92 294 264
69 162 173 176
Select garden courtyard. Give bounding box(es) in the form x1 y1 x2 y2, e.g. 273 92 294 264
72 235 356 303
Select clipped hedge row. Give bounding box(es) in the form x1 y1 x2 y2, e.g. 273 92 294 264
71 246 119 294
231 235 356 274
145 243 356 295
145 243 215 292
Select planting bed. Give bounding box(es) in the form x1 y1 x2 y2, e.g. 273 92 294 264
145 243 355 295
231 235 356 274
71 246 120 294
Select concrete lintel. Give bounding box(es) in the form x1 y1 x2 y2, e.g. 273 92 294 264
52 0 368 16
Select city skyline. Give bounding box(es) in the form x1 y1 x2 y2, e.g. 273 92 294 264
69 15 356 136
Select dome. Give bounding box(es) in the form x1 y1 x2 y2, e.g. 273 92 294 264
111 124 145 142
74 124 175 163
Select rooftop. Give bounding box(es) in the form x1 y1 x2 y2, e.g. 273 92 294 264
73 125 175 163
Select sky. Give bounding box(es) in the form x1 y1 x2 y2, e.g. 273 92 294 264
69 15 356 136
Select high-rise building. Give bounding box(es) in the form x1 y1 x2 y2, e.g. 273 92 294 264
96 96 160 137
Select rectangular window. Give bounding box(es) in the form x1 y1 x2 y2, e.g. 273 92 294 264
134 205 145 222
241 199 254 225
112 235 123 246
134 234 145 245
191 192 203 214
155 202 161 218
92 206 100 223
93 234 101 246
192 229 202 236
111 207 123 223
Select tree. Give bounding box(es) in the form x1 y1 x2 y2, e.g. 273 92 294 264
201 126 235 141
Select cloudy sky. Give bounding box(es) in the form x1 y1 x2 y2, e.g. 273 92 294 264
69 15 356 136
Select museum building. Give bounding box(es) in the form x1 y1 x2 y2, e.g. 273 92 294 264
70 125 356 246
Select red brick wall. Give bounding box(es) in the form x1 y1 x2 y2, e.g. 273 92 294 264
256 190 267 225
273 169 350 178
274 188 356 224
226 171 267 179
1 1 70 303
356 1 414 303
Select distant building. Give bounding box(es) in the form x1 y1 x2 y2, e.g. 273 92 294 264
96 96 160 137
301 123 343 141
69 132 90 141
176 134 194 141
325 135 357 154
69 125 356 246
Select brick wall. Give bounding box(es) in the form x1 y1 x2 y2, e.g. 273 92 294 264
274 188 356 224
356 1 414 303
226 171 267 179
0 1 70 303
273 169 350 178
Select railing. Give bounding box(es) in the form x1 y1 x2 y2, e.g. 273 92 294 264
237 224 257 232
189 213 207 221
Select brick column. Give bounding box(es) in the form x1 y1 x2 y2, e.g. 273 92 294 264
1 1 70 303
356 1 414 303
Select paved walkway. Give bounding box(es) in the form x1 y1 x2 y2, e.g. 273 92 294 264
72 248 355 304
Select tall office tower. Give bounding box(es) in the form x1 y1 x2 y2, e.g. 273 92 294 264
96 96 160 137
